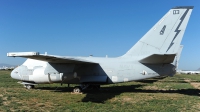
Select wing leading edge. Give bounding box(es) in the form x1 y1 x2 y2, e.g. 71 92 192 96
7 52 97 64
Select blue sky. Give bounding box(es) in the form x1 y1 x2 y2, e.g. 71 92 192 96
0 0 200 70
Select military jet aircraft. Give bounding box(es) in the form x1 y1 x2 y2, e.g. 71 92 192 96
177 70 200 74
7 6 193 93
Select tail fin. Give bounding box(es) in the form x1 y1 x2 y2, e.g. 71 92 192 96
173 45 183 70
122 6 193 59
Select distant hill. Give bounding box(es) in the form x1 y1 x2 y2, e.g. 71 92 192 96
0 63 16 67
197 68 200 71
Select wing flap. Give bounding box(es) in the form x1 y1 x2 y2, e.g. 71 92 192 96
7 52 97 64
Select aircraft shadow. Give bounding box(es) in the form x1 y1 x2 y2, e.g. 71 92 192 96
135 79 160 83
81 85 200 103
135 76 167 83
36 84 199 103
36 86 75 92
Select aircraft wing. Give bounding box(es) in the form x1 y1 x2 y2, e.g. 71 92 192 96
7 52 97 64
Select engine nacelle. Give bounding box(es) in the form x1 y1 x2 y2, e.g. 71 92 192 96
29 67 62 84
29 67 49 83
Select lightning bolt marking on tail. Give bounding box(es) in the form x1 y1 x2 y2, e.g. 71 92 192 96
166 8 189 52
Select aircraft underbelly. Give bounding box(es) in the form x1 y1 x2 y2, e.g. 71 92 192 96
14 60 175 85
108 63 175 83
80 75 107 83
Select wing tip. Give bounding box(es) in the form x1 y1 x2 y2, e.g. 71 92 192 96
172 6 194 9
7 52 39 57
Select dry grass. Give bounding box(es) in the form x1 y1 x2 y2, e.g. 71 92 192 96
0 71 200 112
190 83 200 89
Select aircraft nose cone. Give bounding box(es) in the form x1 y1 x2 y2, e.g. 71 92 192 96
11 68 21 80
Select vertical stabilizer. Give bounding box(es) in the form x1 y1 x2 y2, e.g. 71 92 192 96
122 6 193 60
173 45 183 70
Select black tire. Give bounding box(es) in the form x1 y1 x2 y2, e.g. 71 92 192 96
31 85 35 89
93 85 100 90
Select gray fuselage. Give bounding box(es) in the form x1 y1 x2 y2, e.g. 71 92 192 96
11 56 175 84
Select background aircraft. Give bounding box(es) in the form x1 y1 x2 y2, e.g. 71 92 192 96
0 66 15 70
177 70 200 74
7 6 193 93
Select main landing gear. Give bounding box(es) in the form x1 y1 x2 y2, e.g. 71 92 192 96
72 84 100 93
73 86 82 93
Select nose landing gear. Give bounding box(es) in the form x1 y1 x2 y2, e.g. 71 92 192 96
19 82 37 89
25 85 35 89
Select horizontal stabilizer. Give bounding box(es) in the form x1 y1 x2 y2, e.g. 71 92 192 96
7 52 97 64
139 54 176 64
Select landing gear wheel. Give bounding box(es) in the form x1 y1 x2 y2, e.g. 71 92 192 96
73 86 82 93
26 85 34 89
